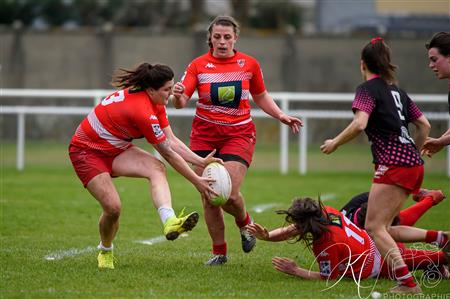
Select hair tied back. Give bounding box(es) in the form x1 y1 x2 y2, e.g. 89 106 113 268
371 37 383 45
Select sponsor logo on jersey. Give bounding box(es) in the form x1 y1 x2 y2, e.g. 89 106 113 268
237 59 245 68
149 115 157 120
320 260 331 276
218 86 235 103
151 124 163 139
205 63 216 69
328 213 342 227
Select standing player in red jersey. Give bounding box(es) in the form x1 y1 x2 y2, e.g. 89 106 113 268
247 198 449 284
423 32 450 156
171 16 302 265
69 63 221 269
320 38 433 294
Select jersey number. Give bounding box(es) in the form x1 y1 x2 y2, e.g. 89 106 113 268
343 216 365 245
101 90 125 106
391 91 405 121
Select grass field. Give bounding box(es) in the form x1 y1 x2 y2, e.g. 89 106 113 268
1 142 449 298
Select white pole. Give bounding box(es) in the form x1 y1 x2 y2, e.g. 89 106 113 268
17 113 25 171
280 99 289 174
299 117 308 175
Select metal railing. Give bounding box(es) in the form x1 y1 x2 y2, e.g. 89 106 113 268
1 89 449 176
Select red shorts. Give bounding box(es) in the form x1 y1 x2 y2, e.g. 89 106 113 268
190 117 256 167
372 164 424 194
69 144 119 187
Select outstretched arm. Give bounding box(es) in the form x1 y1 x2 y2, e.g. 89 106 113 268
252 91 302 134
272 257 322 280
247 223 299 242
320 110 369 154
422 128 450 157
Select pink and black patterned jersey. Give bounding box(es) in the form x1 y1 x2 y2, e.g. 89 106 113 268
181 50 266 126
352 77 423 167
70 88 169 156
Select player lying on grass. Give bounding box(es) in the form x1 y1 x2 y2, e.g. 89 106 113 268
247 198 449 291
342 189 449 278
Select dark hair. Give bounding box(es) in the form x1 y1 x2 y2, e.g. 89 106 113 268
207 15 240 49
111 63 174 90
426 32 450 56
276 197 330 248
361 37 397 84
356 202 400 229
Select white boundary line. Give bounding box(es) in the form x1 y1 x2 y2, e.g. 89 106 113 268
44 246 97 261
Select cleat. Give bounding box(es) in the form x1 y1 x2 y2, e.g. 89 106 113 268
413 189 445 205
205 254 227 266
240 226 256 253
390 284 422 294
97 250 114 269
163 209 199 241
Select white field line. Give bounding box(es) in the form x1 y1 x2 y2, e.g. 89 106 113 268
134 233 189 246
252 203 279 213
44 246 97 261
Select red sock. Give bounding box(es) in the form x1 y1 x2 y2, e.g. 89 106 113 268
402 248 446 270
212 243 227 255
235 211 251 228
399 197 434 226
394 265 416 287
426 231 449 247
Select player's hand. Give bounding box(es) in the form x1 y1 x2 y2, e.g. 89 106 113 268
172 82 185 98
320 139 337 154
195 176 218 201
247 223 270 240
272 257 299 276
421 137 444 157
203 149 224 166
279 114 302 134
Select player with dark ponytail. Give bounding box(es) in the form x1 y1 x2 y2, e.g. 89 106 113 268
69 62 221 269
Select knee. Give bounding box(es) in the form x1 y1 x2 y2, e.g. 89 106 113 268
365 222 386 239
103 202 121 220
227 192 243 206
145 159 167 181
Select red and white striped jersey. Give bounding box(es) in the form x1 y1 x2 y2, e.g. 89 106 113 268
181 50 266 126
313 207 381 280
70 88 169 155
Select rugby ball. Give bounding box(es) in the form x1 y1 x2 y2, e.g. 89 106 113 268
202 162 232 206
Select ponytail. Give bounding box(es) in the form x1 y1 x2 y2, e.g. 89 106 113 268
361 37 397 84
112 62 174 90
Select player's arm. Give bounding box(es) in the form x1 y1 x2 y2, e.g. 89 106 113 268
247 223 299 242
272 257 322 280
320 110 369 154
422 128 450 156
410 115 430 151
153 139 216 199
252 91 302 134
162 125 222 167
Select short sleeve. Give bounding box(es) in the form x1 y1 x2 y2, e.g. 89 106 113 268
249 60 266 96
134 105 167 145
314 240 342 280
405 95 423 121
352 87 375 115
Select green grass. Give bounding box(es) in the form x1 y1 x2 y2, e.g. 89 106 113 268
1 142 449 298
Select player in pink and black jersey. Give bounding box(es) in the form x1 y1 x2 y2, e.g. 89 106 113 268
320 37 432 294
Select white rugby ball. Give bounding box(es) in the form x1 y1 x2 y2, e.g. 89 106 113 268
202 162 232 206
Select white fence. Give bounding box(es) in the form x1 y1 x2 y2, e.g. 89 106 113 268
1 89 449 176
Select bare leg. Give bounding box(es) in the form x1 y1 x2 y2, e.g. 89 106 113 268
86 173 121 248
365 183 410 274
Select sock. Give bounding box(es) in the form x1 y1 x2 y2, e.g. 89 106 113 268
235 211 251 228
98 242 113 251
402 248 446 270
426 230 449 247
394 265 416 287
399 197 434 226
158 207 175 224
212 243 227 256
